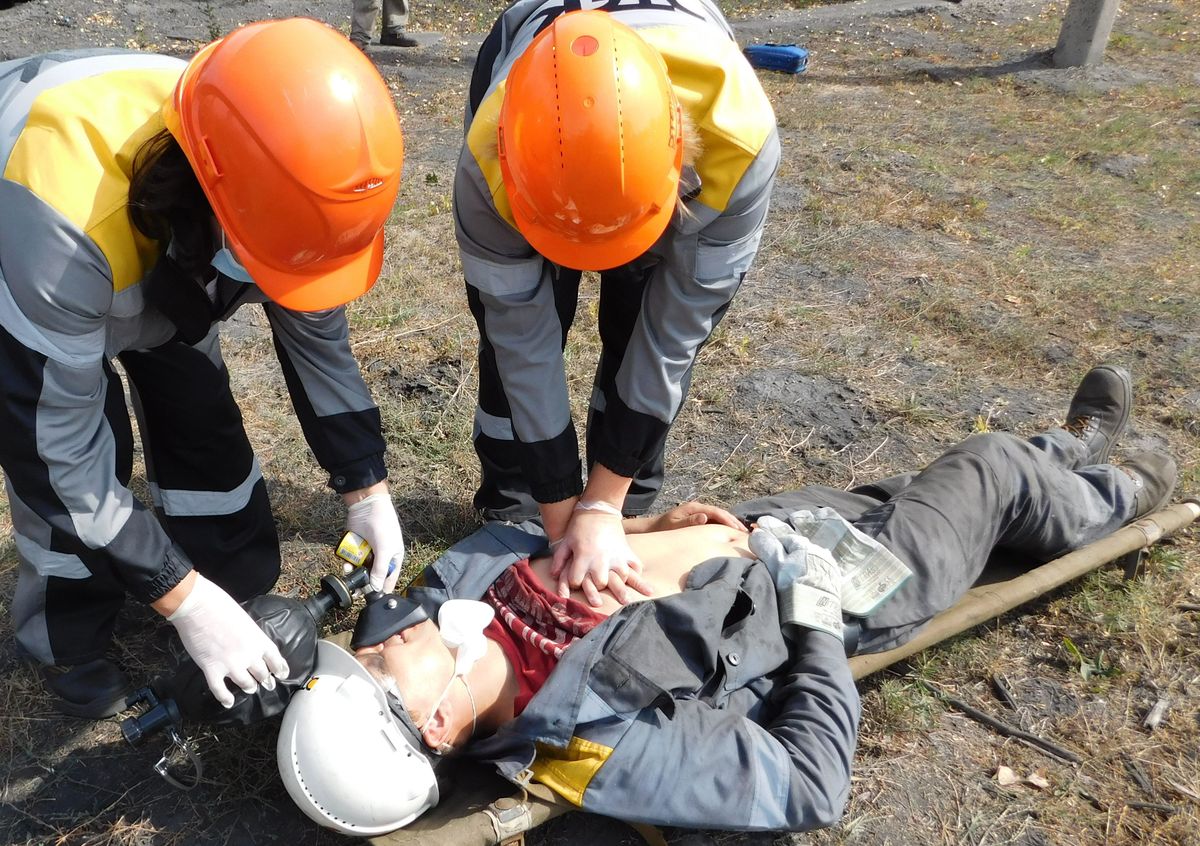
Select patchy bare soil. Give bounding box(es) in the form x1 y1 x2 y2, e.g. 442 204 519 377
1 0 1198 844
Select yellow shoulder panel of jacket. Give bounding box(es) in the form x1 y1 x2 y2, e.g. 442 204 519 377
465 79 516 228
466 24 774 228
529 735 615 807
3 68 180 293
640 25 775 213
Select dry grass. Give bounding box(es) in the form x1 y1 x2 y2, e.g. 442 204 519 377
832 536 1200 846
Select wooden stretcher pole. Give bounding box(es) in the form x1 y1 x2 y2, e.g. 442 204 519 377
848 500 1200 681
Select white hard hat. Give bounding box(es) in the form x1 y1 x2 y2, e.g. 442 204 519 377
277 640 439 836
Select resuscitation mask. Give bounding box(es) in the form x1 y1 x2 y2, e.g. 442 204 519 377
427 600 495 718
350 592 428 650
211 230 256 285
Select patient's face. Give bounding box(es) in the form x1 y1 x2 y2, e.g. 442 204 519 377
354 619 452 723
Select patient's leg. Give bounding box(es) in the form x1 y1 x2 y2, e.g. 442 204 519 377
1026 426 1089 469
733 486 885 526
851 432 1139 653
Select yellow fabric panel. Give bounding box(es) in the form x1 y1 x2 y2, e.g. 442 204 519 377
465 81 517 228
529 736 615 807
4 68 180 292
640 26 775 213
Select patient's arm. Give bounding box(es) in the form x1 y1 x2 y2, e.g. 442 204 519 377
623 501 745 535
574 628 860 831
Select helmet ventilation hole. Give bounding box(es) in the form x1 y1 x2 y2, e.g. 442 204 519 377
292 749 351 826
572 35 598 56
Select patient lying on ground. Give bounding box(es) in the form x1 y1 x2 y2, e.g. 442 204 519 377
277 364 1177 837
355 514 754 737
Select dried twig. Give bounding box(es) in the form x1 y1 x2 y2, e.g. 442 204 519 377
391 315 463 340
919 680 1082 764
990 674 1017 711
1076 788 1106 812
1167 779 1200 803
0 801 63 836
701 433 751 491
843 436 889 490
942 694 1082 763
1122 754 1154 796
1126 801 1177 815
349 315 463 349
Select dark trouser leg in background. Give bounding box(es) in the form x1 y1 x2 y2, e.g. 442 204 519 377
470 269 580 522
120 328 279 602
586 263 663 516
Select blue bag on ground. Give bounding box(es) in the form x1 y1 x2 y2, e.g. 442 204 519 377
743 43 809 74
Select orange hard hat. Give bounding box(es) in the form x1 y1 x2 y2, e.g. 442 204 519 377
164 17 404 311
497 10 683 271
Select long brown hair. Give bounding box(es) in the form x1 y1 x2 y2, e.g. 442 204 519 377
127 128 214 278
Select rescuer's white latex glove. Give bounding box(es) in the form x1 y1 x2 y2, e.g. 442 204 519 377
749 515 844 641
551 506 650 607
346 492 406 592
167 573 290 708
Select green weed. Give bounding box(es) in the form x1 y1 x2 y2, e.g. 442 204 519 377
1061 636 1120 682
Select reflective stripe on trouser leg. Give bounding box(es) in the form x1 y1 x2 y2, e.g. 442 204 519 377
8 360 133 665
468 268 581 519
10 484 130 665
472 411 538 522
120 333 279 602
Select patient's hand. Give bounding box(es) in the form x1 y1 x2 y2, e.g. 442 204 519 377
631 502 747 535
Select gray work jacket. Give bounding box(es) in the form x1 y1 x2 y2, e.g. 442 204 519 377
455 0 781 502
408 522 860 832
0 51 386 602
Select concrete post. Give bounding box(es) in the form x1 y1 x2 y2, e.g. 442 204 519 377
1053 0 1121 68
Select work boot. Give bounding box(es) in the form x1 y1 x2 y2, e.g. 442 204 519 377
1120 451 1177 519
40 658 133 719
1063 364 1133 466
380 29 419 47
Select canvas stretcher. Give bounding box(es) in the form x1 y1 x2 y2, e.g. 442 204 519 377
363 500 1200 846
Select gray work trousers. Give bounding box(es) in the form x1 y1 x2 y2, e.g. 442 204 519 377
734 429 1138 655
4 329 279 665
350 0 409 43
